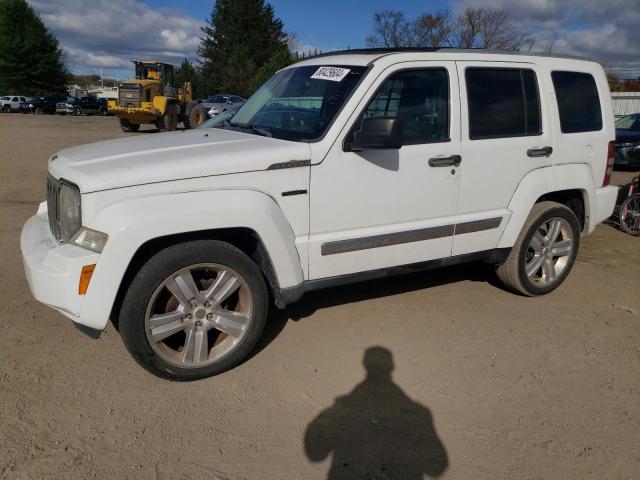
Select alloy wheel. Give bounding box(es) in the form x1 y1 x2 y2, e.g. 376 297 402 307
524 217 574 286
144 263 254 369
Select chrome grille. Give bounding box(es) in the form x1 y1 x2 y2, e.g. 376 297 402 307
47 174 62 242
118 84 141 108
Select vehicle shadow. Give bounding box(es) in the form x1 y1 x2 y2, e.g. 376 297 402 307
304 346 448 479
251 261 496 359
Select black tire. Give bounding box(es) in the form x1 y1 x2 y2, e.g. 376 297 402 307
182 101 198 129
619 194 640 236
2 105 10 113
155 104 178 132
34 107 43 115
187 104 206 129
73 106 81 116
120 118 140 132
119 240 269 380
496 201 580 296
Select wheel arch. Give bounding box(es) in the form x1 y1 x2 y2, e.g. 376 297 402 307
80 189 304 331
109 227 281 330
498 164 597 248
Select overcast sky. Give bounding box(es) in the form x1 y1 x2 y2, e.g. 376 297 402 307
27 0 640 80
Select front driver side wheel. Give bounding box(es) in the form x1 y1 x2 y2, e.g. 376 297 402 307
118 240 268 380
496 201 580 296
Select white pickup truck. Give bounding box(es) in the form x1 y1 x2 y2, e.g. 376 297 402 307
21 49 618 380
1 95 28 112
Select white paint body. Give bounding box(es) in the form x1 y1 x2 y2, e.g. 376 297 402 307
20 50 619 331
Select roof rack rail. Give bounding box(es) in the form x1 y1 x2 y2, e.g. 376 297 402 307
304 47 588 62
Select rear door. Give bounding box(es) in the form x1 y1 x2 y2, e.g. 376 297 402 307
454 61 553 255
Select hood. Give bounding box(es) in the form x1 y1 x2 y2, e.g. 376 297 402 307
616 129 640 144
48 128 311 193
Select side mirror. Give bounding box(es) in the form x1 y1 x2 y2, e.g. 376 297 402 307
348 117 403 151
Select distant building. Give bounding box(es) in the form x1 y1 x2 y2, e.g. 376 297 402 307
89 86 118 99
611 91 640 118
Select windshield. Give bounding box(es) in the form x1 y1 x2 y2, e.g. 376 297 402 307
207 96 229 103
230 65 368 142
616 114 640 131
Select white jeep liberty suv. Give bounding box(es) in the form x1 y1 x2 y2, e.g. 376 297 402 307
21 49 619 380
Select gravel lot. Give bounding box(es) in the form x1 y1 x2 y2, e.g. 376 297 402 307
1 113 639 479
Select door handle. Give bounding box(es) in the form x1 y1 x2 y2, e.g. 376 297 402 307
428 155 462 167
527 146 553 157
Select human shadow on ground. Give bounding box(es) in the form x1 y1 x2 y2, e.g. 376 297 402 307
304 347 448 479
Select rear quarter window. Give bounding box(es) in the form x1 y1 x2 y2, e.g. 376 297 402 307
551 71 602 133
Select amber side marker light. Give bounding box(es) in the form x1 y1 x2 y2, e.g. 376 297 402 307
79 264 96 295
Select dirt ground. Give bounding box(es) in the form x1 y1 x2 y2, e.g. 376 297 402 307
1 113 639 480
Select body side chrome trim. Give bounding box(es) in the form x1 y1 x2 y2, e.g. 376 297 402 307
321 217 502 256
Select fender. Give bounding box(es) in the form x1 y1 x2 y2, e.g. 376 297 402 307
152 96 172 115
498 164 595 248
79 189 304 330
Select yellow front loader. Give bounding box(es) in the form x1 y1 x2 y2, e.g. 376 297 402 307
108 61 204 132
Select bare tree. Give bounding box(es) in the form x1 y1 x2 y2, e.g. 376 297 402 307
367 8 533 51
451 8 533 50
366 10 413 48
413 10 452 47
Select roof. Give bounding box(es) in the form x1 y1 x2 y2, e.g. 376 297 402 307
304 47 588 62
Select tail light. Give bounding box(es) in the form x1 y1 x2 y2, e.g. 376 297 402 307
603 140 614 187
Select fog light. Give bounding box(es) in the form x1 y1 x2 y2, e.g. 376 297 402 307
71 227 108 253
79 264 96 295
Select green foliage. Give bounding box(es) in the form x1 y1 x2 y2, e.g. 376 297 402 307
0 0 68 95
199 0 293 98
175 58 204 98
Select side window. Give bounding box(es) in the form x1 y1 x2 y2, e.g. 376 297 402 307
361 69 450 145
551 71 602 133
466 68 542 139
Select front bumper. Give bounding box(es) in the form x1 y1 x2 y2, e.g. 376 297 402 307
56 106 74 114
20 207 100 327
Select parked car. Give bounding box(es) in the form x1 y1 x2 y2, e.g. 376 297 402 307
201 94 245 116
56 96 108 116
19 96 65 114
1 95 28 112
197 106 240 129
21 49 619 380
614 113 640 168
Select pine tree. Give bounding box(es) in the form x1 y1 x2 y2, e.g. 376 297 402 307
175 58 203 99
0 0 68 95
199 0 293 97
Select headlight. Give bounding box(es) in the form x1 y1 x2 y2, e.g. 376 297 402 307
71 227 108 253
633 143 640 152
58 180 82 242
28 104 33 107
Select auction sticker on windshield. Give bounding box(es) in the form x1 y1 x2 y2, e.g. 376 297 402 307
311 66 351 82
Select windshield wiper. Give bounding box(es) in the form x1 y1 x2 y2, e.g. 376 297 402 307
229 122 272 138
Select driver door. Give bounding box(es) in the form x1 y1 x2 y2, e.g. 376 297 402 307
308 62 462 280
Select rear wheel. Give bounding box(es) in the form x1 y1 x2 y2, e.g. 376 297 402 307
120 118 140 132
619 194 640 236
496 201 580 296
119 240 268 380
187 104 207 129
